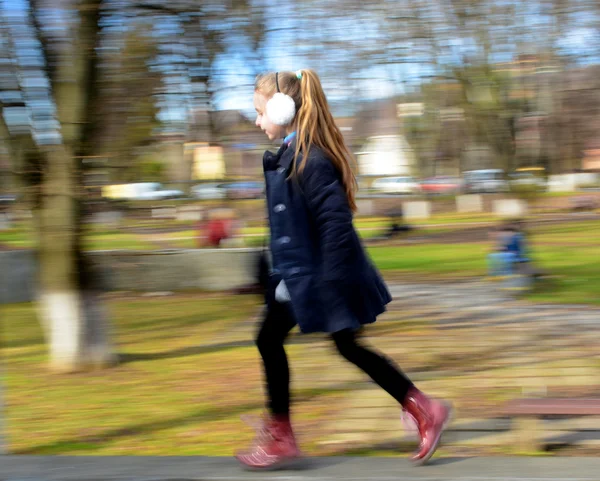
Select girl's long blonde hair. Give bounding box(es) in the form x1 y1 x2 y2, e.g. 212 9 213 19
255 69 358 212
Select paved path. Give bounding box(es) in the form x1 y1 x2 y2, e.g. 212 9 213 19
2 455 600 480
200 280 600 455
290 281 600 452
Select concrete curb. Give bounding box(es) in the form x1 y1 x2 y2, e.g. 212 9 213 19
1 455 600 480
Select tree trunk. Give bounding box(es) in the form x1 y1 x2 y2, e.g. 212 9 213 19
30 0 116 372
163 137 189 184
36 145 116 372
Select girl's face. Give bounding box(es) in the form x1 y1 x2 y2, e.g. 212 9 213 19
254 91 287 141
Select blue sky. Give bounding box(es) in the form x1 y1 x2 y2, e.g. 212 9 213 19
210 7 422 118
3 0 599 135
210 1 599 117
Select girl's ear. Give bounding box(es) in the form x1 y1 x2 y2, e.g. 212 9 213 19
266 92 296 126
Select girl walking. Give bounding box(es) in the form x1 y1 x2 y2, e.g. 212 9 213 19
236 69 452 469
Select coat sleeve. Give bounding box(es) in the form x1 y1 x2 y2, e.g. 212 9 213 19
301 155 358 282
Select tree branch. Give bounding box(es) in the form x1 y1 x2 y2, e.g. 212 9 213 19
28 0 59 89
0 103 17 161
132 3 185 15
104 2 188 17
75 0 103 158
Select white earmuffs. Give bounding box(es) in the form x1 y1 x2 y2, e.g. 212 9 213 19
266 72 296 126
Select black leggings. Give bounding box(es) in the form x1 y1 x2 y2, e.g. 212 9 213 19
255 301 414 415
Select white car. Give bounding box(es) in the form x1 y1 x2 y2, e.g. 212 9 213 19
125 183 184 201
138 183 184 200
372 176 421 195
102 182 184 201
463 169 509 193
508 172 547 191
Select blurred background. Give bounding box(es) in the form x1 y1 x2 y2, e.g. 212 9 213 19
1 0 600 458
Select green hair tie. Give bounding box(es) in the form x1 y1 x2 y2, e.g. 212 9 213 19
295 70 303 80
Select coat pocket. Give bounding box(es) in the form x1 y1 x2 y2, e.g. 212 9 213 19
283 272 326 332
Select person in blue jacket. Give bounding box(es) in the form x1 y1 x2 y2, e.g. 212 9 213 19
488 221 530 278
236 69 452 470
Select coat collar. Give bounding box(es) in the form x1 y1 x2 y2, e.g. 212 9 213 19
263 138 297 173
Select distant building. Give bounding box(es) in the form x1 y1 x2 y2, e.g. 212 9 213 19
356 135 415 177
187 108 270 179
348 99 416 177
186 142 226 181
582 145 600 172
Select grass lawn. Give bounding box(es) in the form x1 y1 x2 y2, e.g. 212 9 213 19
4 295 266 455
242 220 600 306
369 243 487 275
367 243 600 305
2 218 599 304
366 220 600 305
5 274 598 456
3 220 600 456
84 232 156 251
0 223 159 251
5 294 364 456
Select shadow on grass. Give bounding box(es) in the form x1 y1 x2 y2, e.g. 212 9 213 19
527 275 565 298
13 382 362 455
123 312 245 331
13 400 264 454
118 339 256 362
118 333 328 363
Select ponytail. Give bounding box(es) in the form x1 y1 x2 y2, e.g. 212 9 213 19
294 69 358 212
255 69 358 212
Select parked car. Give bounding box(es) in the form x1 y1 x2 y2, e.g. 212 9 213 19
191 183 226 200
221 181 264 200
102 182 184 201
463 169 509 193
0 194 17 206
133 183 184 201
420 176 463 195
508 170 547 192
371 176 421 195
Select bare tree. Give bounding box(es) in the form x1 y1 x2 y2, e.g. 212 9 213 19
1 0 269 371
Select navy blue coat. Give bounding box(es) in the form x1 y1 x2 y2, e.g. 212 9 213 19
263 140 392 334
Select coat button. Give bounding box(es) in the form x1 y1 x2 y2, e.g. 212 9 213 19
274 204 286 213
277 166 285 174
278 236 291 245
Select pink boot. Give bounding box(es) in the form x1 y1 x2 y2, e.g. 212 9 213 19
402 386 453 465
235 414 301 470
